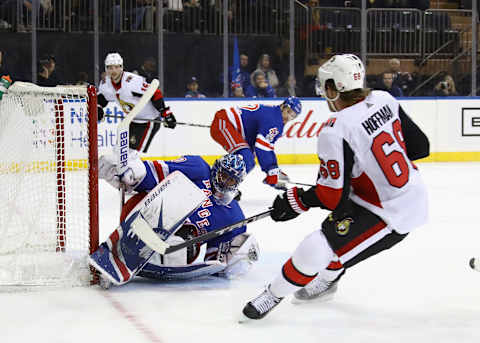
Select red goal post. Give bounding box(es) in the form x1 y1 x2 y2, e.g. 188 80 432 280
0 82 99 288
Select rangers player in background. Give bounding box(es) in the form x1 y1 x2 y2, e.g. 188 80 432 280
90 153 260 285
241 54 430 320
210 96 302 191
97 53 176 153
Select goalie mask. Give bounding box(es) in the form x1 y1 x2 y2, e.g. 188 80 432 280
210 154 246 206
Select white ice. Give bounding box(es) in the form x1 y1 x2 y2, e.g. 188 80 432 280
2 162 480 343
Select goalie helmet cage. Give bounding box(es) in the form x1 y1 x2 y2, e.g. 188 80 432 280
0 82 99 289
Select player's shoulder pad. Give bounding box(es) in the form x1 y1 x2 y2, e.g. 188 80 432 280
371 89 396 103
123 71 143 84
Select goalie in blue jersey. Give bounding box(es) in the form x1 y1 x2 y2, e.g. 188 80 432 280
89 153 260 287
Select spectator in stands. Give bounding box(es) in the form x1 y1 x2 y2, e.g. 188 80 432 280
231 83 245 97
133 56 156 83
113 0 152 32
252 54 280 90
245 70 276 98
185 76 207 98
42 54 61 85
0 50 11 78
378 71 404 97
76 71 89 86
238 53 251 91
277 76 302 97
302 56 320 97
389 58 415 95
272 39 290 85
36 58 51 86
227 53 252 95
432 74 458 97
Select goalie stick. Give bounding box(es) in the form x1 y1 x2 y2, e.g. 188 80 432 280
104 114 211 128
115 79 159 219
136 208 272 255
115 79 159 175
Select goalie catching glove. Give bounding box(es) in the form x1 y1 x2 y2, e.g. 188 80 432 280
271 187 309 222
98 150 146 192
263 168 289 190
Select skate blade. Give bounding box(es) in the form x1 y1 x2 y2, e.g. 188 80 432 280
238 313 253 324
291 292 335 305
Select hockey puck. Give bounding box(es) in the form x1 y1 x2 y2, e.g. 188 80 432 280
469 257 479 271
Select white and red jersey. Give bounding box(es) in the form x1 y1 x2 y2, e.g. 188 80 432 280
314 90 428 234
98 71 160 121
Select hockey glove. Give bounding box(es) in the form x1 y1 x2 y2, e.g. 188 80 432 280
162 108 177 129
0 75 12 100
263 168 288 190
271 187 309 222
98 153 146 192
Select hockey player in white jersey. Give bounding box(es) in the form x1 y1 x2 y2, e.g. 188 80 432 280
97 53 176 152
241 54 430 320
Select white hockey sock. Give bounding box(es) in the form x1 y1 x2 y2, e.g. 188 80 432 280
270 231 335 298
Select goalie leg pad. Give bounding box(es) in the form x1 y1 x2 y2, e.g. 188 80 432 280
131 171 207 251
89 211 157 285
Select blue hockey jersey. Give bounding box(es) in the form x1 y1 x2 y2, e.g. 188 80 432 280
228 104 285 173
134 155 246 249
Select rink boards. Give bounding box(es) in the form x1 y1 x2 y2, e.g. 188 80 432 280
95 97 480 163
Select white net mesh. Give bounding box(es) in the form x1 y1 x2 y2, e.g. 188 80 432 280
0 82 96 288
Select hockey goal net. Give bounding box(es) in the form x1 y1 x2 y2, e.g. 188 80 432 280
0 82 98 288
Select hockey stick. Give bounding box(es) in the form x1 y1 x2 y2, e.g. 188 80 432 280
116 79 159 222
115 79 159 174
287 181 316 187
135 208 272 255
163 208 272 254
105 114 211 128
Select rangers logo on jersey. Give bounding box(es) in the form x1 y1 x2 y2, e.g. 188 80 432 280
266 127 279 143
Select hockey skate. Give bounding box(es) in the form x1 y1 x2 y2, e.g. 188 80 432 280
241 285 283 321
292 274 341 304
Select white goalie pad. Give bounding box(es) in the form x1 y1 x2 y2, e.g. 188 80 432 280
131 171 207 254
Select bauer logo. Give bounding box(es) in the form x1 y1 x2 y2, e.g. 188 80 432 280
119 131 129 168
462 108 480 136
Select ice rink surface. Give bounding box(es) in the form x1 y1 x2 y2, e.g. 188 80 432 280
2 162 480 343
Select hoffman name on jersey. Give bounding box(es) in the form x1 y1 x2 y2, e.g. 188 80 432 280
361 104 394 135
